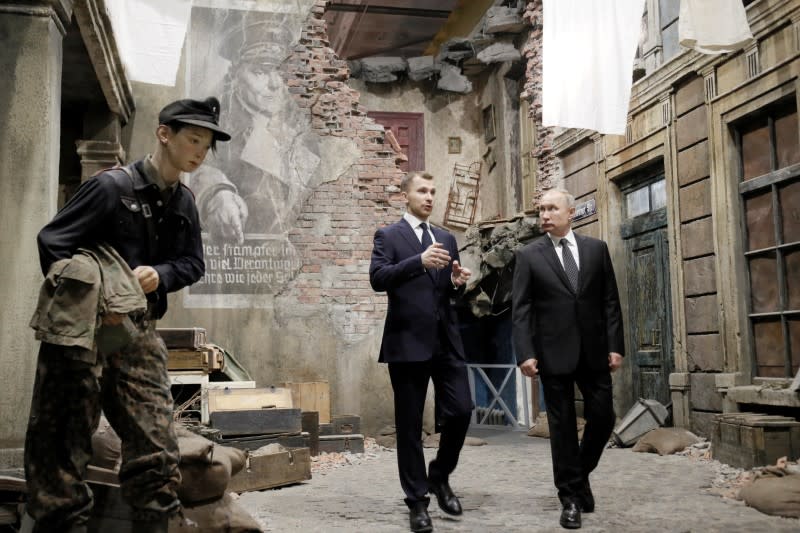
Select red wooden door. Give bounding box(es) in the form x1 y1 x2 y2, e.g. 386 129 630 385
367 111 425 173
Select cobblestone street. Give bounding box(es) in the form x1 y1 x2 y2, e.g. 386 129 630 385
236 429 799 532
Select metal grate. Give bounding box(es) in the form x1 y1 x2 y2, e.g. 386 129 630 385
467 363 530 429
704 72 717 101
746 47 760 79
443 162 482 229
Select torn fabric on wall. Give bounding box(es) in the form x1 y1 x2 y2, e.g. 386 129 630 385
542 0 646 135
679 0 754 55
105 0 192 86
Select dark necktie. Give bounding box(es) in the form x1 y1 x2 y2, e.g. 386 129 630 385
420 222 433 249
560 238 579 291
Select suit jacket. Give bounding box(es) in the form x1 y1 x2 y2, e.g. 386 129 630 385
369 218 465 363
512 233 624 376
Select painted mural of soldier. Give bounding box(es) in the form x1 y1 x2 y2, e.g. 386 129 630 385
190 10 320 244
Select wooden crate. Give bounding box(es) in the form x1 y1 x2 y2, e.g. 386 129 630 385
157 328 207 349
278 381 330 424
167 345 223 372
319 414 360 436
712 412 800 469
217 432 310 452
228 447 311 493
208 387 292 412
210 408 302 437
318 434 365 454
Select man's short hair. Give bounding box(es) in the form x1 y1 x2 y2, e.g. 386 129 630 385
400 171 433 192
542 187 575 208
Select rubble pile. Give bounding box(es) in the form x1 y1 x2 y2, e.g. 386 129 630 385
457 214 540 317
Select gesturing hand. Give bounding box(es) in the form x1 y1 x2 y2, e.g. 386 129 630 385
421 242 451 270
451 260 471 286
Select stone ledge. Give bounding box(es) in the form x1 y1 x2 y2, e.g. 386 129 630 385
727 385 800 408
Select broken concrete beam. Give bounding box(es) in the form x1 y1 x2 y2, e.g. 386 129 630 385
477 41 522 64
407 55 440 81
360 57 407 83
484 6 527 34
438 37 475 63
437 63 472 94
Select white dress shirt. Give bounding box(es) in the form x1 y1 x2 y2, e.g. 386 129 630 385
548 230 580 270
404 212 437 245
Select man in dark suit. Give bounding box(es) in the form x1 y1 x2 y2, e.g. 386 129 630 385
512 188 624 530
370 171 473 533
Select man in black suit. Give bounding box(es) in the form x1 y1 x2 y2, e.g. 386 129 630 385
370 171 473 533
512 188 624 529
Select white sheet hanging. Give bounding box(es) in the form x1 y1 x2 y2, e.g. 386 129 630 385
105 0 192 86
679 0 753 54
542 0 646 135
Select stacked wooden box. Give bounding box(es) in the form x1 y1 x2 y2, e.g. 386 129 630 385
319 414 365 454
711 412 800 469
159 327 224 373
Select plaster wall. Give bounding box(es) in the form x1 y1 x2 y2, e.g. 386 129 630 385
350 79 485 229
122 2 402 436
0 11 63 461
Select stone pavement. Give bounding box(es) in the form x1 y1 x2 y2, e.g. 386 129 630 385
237 429 799 532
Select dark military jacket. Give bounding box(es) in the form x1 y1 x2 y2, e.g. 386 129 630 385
37 159 205 319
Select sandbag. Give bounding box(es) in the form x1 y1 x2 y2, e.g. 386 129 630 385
90 415 121 470
169 493 262 532
175 427 246 504
632 428 702 455
739 474 800 518
526 414 585 440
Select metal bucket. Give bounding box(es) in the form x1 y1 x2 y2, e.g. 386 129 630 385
612 398 669 447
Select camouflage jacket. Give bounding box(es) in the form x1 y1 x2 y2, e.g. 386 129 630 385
30 243 147 359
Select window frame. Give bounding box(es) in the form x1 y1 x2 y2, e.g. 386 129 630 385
735 100 800 378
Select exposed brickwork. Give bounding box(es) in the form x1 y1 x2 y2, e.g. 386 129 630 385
279 1 404 342
521 1 559 207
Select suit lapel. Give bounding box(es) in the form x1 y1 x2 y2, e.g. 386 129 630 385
538 237 576 294
399 218 423 252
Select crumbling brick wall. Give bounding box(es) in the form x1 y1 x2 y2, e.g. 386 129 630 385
278 1 404 342
521 0 559 207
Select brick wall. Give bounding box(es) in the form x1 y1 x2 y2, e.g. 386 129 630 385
521 0 558 206
279 1 405 342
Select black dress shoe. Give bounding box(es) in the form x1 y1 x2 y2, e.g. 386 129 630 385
560 502 581 529
409 501 433 533
428 478 462 516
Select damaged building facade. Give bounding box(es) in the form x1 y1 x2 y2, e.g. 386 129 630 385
0 0 798 467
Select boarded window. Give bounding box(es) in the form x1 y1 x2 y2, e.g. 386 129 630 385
736 98 800 377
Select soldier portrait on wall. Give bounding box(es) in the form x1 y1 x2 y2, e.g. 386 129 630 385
186 6 318 297
191 9 320 243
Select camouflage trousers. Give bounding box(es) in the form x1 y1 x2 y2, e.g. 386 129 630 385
24 318 181 532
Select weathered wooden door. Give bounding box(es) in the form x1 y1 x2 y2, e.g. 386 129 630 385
366 112 424 173
622 206 673 407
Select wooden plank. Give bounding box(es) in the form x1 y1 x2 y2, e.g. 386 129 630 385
205 381 256 390
278 382 330 424
318 434 365 454
157 328 207 349
167 345 224 372
228 448 311 493
210 408 302 437
208 387 293 413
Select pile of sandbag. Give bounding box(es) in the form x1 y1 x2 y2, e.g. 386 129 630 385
90 417 262 531
738 457 800 518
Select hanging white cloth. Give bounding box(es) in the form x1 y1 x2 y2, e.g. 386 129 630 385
679 0 754 54
105 0 192 86
542 0 646 136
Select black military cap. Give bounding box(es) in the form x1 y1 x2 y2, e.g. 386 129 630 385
158 97 231 142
